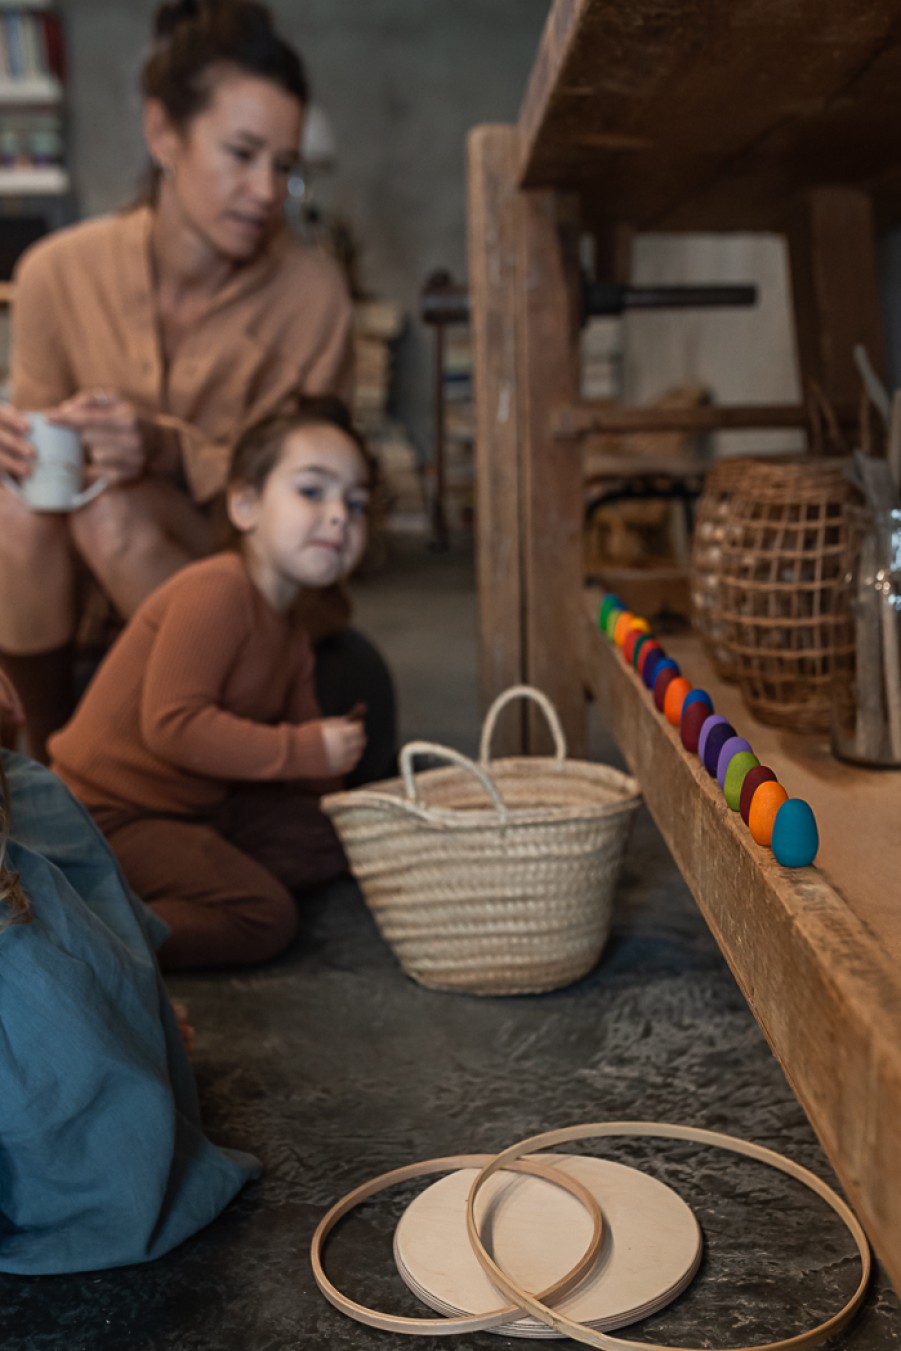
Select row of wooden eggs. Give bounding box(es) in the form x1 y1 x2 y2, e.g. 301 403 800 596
598 594 819 868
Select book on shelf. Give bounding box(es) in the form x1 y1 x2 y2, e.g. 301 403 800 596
0 7 63 84
0 105 62 170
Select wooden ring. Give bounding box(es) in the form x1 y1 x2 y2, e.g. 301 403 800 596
310 1151 604 1335
466 1121 871 1351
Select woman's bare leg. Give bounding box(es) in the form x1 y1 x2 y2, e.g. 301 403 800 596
0 487 81 759
0 486 78 650
70 477 215 618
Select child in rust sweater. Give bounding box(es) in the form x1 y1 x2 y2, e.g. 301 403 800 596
50 397 371 971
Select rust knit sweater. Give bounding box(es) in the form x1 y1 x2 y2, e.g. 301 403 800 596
49 553 336 817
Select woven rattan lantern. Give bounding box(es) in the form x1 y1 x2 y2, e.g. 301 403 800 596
710 456 855 732
689 457 758 680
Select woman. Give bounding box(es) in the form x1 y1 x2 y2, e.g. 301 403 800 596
0 1 392 772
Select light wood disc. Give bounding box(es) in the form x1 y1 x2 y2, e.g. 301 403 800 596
394 1153 702 1338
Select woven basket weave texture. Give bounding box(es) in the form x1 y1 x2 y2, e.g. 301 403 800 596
715 457 854 732
689 456 757 681
691 456 855 731
322 687 641 996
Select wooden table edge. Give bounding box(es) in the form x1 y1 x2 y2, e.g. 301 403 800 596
581 589 901 1294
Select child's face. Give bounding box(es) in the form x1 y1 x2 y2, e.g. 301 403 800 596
229 424 370 609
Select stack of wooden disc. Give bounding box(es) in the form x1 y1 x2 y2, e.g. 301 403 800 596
393 1153 702 1337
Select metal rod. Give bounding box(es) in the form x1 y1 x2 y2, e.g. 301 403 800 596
583 281 757 316
421 280 758 328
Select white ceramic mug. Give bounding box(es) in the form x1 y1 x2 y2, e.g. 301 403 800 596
1 412 106 512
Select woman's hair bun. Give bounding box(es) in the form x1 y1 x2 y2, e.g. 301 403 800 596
152 1 204 42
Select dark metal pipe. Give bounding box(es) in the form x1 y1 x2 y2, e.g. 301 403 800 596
583 281 758 317
421 278 758 327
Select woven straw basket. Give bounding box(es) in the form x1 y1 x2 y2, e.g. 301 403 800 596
322 686 641 996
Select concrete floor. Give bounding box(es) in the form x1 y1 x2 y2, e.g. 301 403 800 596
1 532 899 1350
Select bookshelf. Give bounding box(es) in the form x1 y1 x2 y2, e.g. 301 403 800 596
351 299 427 537
0 2 68 197
421 271 474 548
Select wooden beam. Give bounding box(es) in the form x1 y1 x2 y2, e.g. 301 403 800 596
517 0 901 231
516 189 587 755
785 187 887 409
581 594 901 1294
466 125 526 754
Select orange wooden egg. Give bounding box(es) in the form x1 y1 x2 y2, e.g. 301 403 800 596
613 611 636 647
748 780 789 846
663 676 693 726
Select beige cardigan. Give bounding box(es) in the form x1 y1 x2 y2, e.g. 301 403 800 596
10 206 354 503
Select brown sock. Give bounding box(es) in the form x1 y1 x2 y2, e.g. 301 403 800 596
0 643 76 764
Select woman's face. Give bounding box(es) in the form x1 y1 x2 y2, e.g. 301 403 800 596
152 67 304 262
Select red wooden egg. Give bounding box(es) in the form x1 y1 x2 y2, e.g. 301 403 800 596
681 701 712 753
623 627 644 665
637 640 662 678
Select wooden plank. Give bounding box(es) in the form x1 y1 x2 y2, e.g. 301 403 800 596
517 0 901 231
517 188 587 755
662 631 901 958
466 125 526 755
582 591 901 1293
785 188 887 406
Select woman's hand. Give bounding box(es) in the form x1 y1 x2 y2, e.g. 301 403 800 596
320 715 367 776
0 403 37 480
50 390 152 487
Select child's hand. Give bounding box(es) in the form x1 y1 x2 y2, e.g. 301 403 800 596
321 715 367 776
0 671 24 730
171 1000 195 1055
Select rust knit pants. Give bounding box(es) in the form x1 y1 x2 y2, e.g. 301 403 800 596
94 784 347 971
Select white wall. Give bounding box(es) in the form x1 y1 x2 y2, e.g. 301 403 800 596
624 233 804 457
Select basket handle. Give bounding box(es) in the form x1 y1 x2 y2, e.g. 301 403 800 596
400 741 508 820
479 685 567 765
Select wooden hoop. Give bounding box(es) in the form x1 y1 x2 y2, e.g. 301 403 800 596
465 1122 871 1351
310 1151 604 1336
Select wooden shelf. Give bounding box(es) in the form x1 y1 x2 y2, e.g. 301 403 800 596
0 77 61 105
0 165 67 194
518 0 901 232
581 592 901 1290
468 1 901 1292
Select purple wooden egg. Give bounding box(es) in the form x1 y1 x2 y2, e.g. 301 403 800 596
702 720 736 776
716 735 753 787
697 713 729 765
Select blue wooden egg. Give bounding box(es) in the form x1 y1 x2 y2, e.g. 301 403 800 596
681 688 713 715
771 799 819 868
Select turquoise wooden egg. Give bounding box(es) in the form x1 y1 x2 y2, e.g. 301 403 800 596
771 799 819 868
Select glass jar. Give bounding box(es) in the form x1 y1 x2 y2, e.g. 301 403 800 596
830 504 901 767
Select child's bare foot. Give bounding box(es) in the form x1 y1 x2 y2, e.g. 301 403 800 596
172 1000 195 1054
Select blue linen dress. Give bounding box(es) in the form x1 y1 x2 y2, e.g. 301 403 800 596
0 751 261 1274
